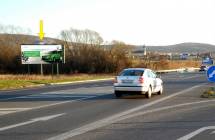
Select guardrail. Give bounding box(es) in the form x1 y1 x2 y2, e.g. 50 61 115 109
156 67 200 73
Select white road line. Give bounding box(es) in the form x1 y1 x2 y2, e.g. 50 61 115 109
0 108 30 111
177 126 215 140
0 96 29 101
0 92 101 101
0 111 17 114
0 93 107 117
0 108 31 116
178 75 204 80
16 95 96 99
211 130 215 134
0 113 65 132
31 94 106 110
118 99 215 123
43 86 113 94
49 78 113 85
164 75 203 80
46 84 205 140
0 86 112 101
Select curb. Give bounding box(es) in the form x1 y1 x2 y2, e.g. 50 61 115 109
47 78 114 86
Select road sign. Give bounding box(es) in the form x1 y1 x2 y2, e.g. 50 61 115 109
207 66 215 82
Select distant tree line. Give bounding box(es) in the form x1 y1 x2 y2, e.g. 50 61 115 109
0 26 133 74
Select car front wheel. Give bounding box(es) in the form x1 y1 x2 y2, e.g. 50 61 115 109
146 86 152 98
158 84 163 95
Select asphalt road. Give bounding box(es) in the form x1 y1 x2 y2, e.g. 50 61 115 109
0 72 214 140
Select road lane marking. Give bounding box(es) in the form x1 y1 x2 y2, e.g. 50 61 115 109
46 84 205 140
0 93 108 117
177 126 215 140
178 75 204 80
0 108 30 111
118 99 215 123
16 95 96 99
0 113 65 132
211 130 215 134
0 86 112 101
0 94 91 101
164 75 203 80
0 108 31 115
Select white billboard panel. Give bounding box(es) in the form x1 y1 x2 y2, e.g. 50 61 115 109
21 44 65 64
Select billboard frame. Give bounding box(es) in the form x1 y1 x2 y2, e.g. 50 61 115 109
21 44 65 64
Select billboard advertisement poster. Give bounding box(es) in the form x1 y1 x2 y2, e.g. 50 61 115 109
21 44 65 64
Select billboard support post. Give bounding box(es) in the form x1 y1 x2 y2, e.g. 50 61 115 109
52 64 54 78
28 64 30 75
56 63 59 77
40 63 43 75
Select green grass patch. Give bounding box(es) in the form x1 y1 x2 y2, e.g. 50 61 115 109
0 74 113 90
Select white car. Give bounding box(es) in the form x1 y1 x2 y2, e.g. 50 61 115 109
113 68 163 98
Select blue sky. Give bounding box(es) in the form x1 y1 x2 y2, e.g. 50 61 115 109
0 0 215 45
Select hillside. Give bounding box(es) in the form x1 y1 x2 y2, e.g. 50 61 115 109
0 34 62 46
145 43 215 53
1 34 215 54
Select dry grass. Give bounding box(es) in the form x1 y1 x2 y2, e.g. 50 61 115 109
133 60 201 70
0 74 113 90
0 74 112 80
167 60 201 69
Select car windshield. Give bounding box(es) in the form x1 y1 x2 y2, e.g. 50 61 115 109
120 69 144 76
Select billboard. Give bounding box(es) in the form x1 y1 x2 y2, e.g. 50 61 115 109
21 44 65 64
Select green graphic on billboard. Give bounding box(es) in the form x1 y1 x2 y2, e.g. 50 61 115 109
23 51 40 57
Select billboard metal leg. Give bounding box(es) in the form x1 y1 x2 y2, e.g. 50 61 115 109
52 64 54 79
56 63 59 77
41 64 43 75
28 64 30 75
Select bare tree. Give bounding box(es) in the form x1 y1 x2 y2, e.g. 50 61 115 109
0 24 32 35
60 28 103 46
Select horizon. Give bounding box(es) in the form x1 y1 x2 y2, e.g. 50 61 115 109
0 0 215 46
1 33 215 46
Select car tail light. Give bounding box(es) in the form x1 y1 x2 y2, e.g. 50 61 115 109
113 77 118 83
139 76 144 84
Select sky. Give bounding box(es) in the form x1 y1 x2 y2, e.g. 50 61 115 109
0 0 215 45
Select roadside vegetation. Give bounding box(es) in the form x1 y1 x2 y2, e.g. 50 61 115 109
0 74 113 90
0 25 201 90
201 87 215 98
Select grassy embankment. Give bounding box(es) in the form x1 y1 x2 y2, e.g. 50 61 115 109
0 74 113 90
